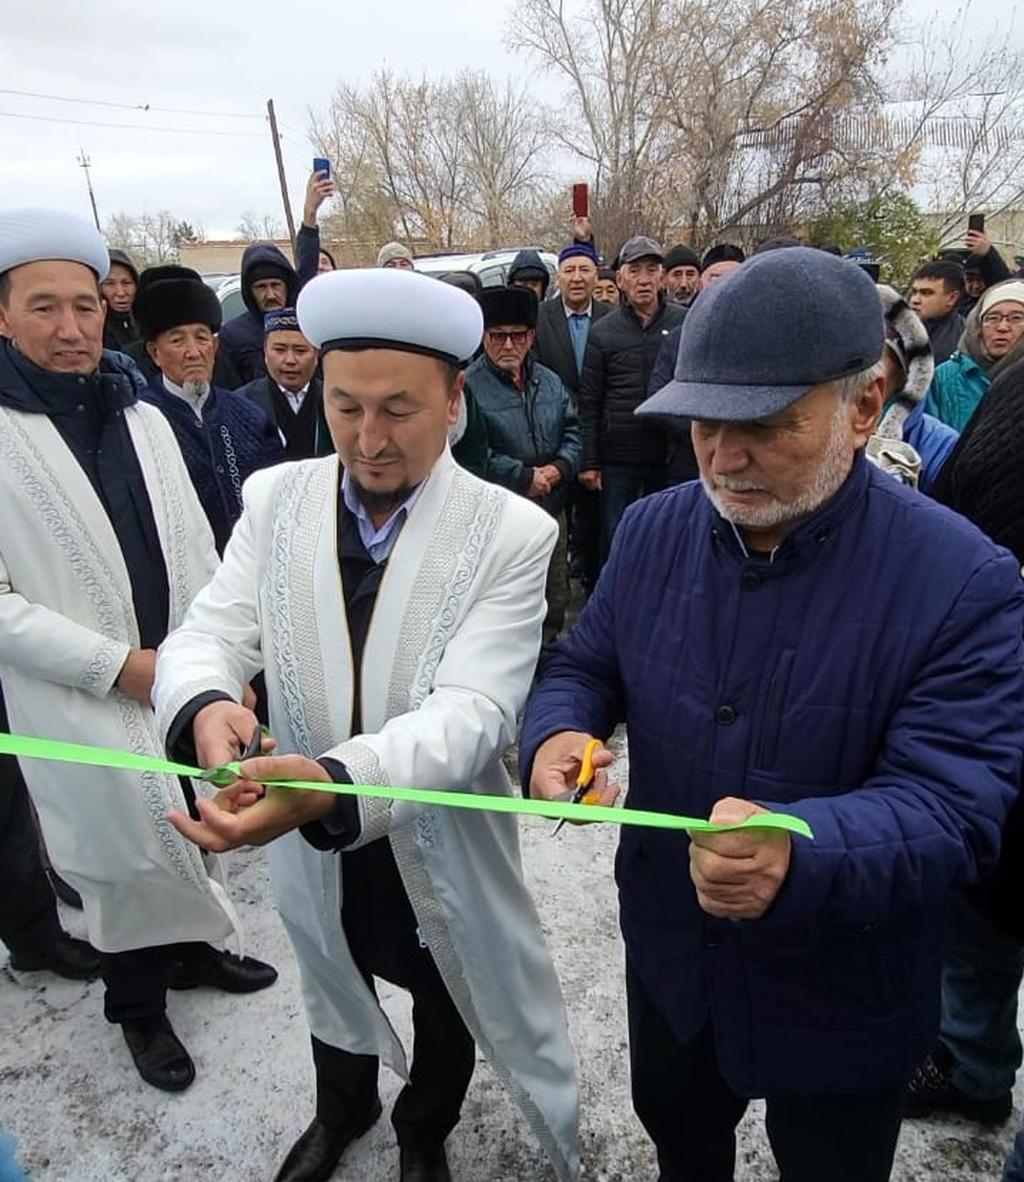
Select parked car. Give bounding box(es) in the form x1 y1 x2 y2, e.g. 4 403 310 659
414 249 559 294
205 274 244 321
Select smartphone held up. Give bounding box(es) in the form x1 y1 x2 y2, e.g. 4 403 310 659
572 182 589 220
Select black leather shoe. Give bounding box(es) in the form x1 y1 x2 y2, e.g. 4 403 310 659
48 870 83 909
122 1017 195 1092
400 1146 452 1182
273 1103 383 1182
168 947 278 993
9 931 100 981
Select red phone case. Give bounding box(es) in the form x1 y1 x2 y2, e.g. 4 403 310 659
572 183 589 219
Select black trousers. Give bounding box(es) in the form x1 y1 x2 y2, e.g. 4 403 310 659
568 484 601 595
0 689 61 956
626 964 904 1182
312 844 476 1153
102 941 219 1025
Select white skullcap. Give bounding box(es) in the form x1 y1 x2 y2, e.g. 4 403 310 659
297 267 483 365
0 208 111 281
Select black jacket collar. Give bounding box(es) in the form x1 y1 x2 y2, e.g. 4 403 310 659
0 338 138 416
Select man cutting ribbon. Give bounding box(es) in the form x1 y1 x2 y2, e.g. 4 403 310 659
153 268 586 1182
522 247 1024 1182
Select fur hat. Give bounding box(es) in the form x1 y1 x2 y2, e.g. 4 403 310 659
134 265 223 342
478 285 538 329
877 284 933 410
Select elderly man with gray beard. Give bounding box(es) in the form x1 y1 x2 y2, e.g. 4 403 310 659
520 247 1024 1182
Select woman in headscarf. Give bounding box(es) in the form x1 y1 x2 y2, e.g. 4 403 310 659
924 279 1024 431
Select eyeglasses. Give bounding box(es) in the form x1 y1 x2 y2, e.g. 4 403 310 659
981 311 1024 327
486 329 530 345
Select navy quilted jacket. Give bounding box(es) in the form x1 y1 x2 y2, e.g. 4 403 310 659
520 454 1024 1097
141 379 283 553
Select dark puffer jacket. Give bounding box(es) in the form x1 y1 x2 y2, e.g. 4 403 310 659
931 355 1024 939
218 243 299 385
578 297 686 468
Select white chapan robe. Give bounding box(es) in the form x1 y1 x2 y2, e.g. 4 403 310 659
0 401 239 954
153 448 581 1180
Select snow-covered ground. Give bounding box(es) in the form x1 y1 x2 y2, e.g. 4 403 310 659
2 735 1020 1181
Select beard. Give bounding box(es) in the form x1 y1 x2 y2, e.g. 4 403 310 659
701 402 854 533
348 472 417 517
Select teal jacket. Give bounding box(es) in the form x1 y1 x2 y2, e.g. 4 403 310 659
924 351 991 432
467 354 581 514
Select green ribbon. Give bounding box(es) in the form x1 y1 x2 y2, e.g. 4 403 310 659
0 731 814 839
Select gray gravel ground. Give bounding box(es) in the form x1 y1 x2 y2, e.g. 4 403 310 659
2 732 1020 1181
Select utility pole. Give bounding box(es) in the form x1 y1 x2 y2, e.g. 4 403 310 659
77 151 101 232
266 99 296 253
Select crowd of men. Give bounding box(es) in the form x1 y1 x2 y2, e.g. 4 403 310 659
2 175 1024 1182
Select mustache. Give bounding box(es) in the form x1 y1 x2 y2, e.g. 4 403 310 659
713 476 769 492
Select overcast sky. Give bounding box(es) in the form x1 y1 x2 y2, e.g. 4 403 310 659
0 0 1005 239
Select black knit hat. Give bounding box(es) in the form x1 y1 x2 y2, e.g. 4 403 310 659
478 285 538 329
664 244 700 271
134 265 223 342
701 243 746 270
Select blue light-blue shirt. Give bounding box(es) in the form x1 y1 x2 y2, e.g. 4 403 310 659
341 467 427 563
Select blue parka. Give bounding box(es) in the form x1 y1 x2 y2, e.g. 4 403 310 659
903 399 958 493
520 455 1024 1097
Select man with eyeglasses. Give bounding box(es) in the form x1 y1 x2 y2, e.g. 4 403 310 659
468 286 581 644
925 281 1024 431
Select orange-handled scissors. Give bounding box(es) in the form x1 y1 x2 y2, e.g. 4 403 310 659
552 738 602 836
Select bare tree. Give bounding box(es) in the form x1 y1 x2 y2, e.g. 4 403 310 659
887 7 1024 242
235 211 285 241
510 0 905 248
310 68 551 252
105 210 205 267
456 71 551 245
310 99 400 253
509 0 678 249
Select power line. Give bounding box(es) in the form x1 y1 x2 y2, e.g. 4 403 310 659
0 86 264 121
0 109 265 137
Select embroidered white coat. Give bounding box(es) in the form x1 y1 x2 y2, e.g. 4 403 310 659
0 401 239 954
153 449 581 1181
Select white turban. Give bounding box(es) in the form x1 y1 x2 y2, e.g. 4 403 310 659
297 268 482 365
0 208 111 281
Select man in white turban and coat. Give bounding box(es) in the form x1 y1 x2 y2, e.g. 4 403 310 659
155 268 582 1182
0 208 277 1096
